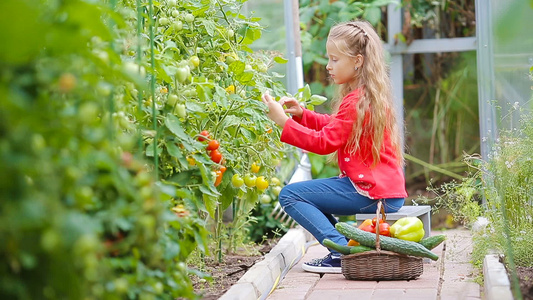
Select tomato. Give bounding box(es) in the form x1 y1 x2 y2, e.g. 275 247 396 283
167 94 179 107
251 162 260 173
206 140 220 151
214 170 223 187
171 9 179 18
159 17 169 26
372 217 384 226
219 166 227 173
189 55 200 68
260 194 272 204
198 130 210 141
272 186 282 197
172 21 183 31
176 66 190 83
184 13 195 23
227 29 235 38
59 73 76 93
210 150 222 163
244 174 256 187
174 104 186 118
231 174 244 188
255 176 269 190
270 177 281 186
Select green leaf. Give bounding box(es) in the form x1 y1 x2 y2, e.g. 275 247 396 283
309 94 327 105
203 193 217 219
166 141 184 159
165 114 190 141
364 6 382 26
273 56 288 64
229 61 246 75
201 19 216 36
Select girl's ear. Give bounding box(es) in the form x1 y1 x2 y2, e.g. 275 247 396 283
354 54 364 69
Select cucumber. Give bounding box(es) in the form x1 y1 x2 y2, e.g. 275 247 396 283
418 235 446 250
322 238 351 255
349 245 374 254
336 222 439 261
322 238 373 255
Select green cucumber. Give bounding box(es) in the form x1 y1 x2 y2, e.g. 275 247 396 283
323 238 351 254
349 245 374 254
322 238 373 255
418 235 446 250
336 223 439 261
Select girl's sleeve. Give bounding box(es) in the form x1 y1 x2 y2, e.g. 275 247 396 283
280 98 356 155
293 108 331 131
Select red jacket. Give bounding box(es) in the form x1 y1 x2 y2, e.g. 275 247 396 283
280 89 407 199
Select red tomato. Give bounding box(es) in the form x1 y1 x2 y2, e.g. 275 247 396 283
210 150 222 163
198 130 210 141
206 140 220 151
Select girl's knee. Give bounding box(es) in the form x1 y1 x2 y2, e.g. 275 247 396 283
278 185 295 208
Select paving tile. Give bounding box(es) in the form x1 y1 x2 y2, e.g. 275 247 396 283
402 288 437 299
307 289 373 300
314 274 379 290
370 288 406 299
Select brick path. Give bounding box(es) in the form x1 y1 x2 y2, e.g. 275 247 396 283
267 229 482 300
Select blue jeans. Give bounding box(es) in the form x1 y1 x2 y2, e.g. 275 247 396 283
278 176 404 255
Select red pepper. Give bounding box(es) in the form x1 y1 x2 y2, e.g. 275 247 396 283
377 222 391 236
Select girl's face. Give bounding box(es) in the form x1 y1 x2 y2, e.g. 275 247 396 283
326 40 358 85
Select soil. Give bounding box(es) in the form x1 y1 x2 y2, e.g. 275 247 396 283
188 240 278 299
515 266 533 299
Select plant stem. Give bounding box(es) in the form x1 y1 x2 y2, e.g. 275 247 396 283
148 0 158 180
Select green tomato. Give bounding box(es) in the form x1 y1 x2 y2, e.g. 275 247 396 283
168 0 177 6
172 21 183 31
176 66 190 83
231 174 244 188
184 13 194 23
78 102 99 125
167 94 179 107
260 194 272 204
189 55 200 68
270 177 281 186
174 104 186 118
227 29 235 38
114 278 129 294
272 186 282 197
159 17 169 26
244 174 256 187
171 10 179 18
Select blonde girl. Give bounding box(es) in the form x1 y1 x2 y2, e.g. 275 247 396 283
262 20 407 274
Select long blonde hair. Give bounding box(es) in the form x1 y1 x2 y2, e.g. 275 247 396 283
328 20 403 166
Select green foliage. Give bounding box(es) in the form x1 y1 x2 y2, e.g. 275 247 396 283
298 0 392 98
0 0 303 297
423 110 533 269
0 0 211 298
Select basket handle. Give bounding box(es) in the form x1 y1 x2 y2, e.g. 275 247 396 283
374 199 386 252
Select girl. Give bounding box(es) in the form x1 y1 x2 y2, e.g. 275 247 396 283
261 20 407 274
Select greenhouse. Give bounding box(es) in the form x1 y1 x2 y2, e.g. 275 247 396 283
1 0 532 299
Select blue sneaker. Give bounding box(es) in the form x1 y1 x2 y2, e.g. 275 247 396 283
302 253 341 274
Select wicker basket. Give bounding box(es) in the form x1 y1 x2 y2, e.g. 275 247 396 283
340 200 424 281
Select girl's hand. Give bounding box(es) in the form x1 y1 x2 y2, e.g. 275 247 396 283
261 91 289 128
279 97 303 119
